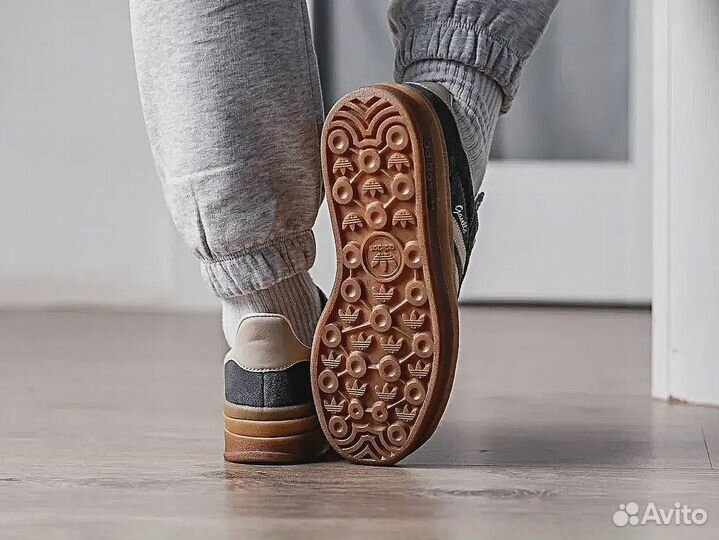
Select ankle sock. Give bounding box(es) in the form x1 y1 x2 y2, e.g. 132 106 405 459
221 272 322 348
403 62 503 195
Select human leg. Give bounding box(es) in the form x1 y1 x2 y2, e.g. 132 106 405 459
129 0 327 462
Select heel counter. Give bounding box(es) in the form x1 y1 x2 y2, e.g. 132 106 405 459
224 314 313 408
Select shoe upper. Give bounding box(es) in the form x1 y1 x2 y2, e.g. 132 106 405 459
224 314 313 408
408 82 482 290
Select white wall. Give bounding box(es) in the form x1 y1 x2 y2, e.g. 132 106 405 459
0 1 216 310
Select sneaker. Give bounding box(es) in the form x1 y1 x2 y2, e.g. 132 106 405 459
311 83 480 465
224 313 329 463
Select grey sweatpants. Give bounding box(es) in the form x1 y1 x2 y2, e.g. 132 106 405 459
129 0 557 299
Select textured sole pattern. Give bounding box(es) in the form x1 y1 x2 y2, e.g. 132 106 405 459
312 86 446 465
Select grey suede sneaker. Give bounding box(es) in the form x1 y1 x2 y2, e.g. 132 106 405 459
223 313 328 463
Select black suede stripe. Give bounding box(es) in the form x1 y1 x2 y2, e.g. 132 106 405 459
453 244 464 278
224 361 312 408
317 286 328 308
408 83 479 285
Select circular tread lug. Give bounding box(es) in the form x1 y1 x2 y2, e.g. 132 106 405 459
358 148 381 173
412 331 434 359
369 305 392 332
387 422 407 447
403 241 422 268
386 125 409 151
370 401 389 423
346 351 368 378
404 379 426 406
318 369 339 393
342 242 362 269
332 177 353 205
328 415 348 437
365 202 388 230
321 324 342 348
378 355 401 382
328 129 350 154
406 280 427 306
348 399 365 420
341 278 361 303
391 173 414 201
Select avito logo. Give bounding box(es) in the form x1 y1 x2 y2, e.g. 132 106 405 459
613 501 707 527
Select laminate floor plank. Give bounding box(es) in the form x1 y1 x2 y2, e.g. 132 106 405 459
1 308 716 540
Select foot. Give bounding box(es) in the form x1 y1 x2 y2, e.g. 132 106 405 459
223 276 329 464
311 83 482 465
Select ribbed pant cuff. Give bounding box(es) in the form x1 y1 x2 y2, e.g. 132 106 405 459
393 22 525 113
201 230 316 299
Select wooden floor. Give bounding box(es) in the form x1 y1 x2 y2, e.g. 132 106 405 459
1 307 716 539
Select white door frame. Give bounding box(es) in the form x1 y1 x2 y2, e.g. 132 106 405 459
651 0 719 406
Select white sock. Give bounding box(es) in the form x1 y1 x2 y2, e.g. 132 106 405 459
221 272 322 348
404 63 503 194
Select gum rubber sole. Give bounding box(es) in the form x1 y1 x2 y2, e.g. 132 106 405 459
311 84 459 465
224 402 328 464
